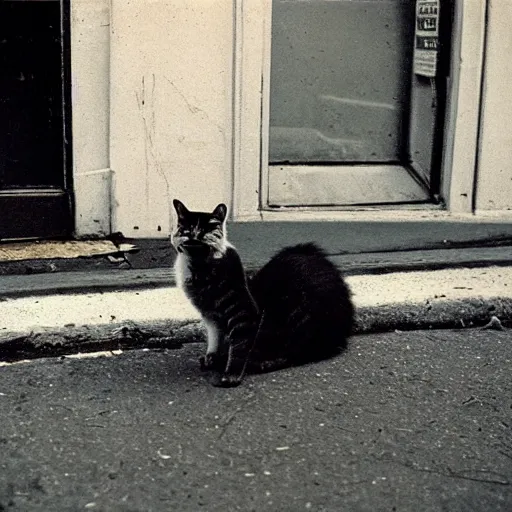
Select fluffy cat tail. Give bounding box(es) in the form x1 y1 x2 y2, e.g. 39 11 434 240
249 241 355 364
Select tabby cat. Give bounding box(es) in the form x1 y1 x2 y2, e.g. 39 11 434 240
172 199 354 387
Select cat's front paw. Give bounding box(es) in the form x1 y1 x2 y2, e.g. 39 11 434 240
211 373 243 388
199 353 217 371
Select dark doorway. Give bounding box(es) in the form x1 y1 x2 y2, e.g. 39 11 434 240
0 0 72 240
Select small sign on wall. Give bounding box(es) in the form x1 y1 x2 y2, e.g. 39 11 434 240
413 0 440 77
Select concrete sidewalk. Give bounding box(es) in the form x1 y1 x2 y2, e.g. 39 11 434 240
1 265 512 362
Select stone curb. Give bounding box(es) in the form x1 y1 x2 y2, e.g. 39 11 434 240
1 297 510 363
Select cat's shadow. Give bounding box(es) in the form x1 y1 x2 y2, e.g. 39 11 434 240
178 342 348 382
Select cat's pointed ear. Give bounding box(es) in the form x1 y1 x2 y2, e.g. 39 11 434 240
212 203 228 222
173 199 190 220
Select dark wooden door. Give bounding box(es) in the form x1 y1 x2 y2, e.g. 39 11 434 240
0 0 72 241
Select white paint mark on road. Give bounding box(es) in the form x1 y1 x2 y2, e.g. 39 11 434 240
157 449 171 460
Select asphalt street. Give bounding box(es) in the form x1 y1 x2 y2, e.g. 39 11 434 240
0 329 511 511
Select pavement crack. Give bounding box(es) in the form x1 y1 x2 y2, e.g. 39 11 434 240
441 469 509 486
51 403 74 413
498 450 512 461
379 457 510 486
217 392 255 440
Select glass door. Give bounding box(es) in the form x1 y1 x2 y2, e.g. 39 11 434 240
267 0 448 207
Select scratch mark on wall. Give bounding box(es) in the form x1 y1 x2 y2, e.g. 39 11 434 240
136 74 172 230
135 76 150 212
164 77 201 114
163 75 226 141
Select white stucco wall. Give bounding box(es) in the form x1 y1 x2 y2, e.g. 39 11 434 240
70 0 512 238
475 0 512 212
109 0 234 238
71 0 112 236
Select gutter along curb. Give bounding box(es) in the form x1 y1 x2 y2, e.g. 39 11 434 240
1 265 511 363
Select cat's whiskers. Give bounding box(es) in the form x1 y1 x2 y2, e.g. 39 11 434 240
203 229 228 258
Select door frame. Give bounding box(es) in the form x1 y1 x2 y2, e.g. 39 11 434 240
62 0 74 208
231 0 487 221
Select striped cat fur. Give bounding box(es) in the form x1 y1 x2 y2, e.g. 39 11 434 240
172 199 354 387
